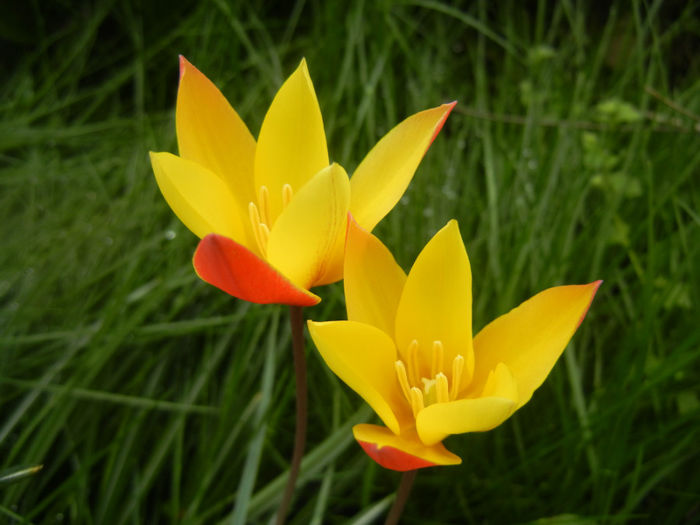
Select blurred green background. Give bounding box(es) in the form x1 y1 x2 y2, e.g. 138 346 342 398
1 1 699 523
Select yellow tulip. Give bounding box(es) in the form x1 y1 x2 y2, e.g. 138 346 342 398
308 219 601 470
149 57 455 305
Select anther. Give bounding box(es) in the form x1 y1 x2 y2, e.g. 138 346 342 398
409 387 424 418
435 373 449 404
450 354 465 400
258 185 271 227
431 340 444 378
394 360 412 401
406 340 420 387
282 184 293 208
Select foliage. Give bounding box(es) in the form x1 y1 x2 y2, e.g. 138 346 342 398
1 1 698 523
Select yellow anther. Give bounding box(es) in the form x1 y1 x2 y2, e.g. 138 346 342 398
450 354 465 400
409 387 424 418
282 184 294 208
431 340 444 378
258 185 271 227
394 360 412 401
435 373 449 404
406 340 420 387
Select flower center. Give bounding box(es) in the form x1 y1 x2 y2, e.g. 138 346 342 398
248 183 294 256
394 339 465 418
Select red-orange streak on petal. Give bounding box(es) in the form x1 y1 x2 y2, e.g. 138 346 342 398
193 234 320 306
357 440 437 472
576 280 603 329
178 54 188 82
426 101 457 153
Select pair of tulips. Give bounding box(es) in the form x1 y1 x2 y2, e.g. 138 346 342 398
150 57 600 471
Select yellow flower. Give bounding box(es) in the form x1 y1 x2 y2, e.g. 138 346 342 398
308 219 601 470
149 57 454 306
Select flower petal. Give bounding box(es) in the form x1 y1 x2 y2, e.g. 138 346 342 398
176 56 256 211
353 424 461 471
267 164 350 290
149 152 250 245
344 216 406 336
193 233 320 306
307 321 411 434
394 220 474 383
255 59 328 224
416 395 517 446
471 281 602 407
349 102 456 232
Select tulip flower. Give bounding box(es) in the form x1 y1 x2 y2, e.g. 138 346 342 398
308 219 601 471
149 57 455 306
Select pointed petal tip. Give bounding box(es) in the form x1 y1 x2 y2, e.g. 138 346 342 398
428 101 457 148
178 55 189 81
576 280 603 329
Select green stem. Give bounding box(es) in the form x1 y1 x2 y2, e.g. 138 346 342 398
384 470 417 525
275 305 307 525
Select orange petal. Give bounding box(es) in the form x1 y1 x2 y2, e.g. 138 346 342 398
353 424 461 471
193 234 320 306
176 56 256 213
471 281 602 406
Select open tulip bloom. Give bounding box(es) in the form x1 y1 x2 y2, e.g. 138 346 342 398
149 57 455 306
308 219 601 471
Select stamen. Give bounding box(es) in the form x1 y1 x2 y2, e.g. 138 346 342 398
282 184 293 208
435 373 449 404
258 222 270 249
248 202 266 255
409 387 424 418
394 360 412 401
431 340 444 378
258 185 271 227
406 340 420 387
450 354 465 400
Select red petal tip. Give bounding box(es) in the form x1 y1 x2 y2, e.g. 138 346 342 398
427 101 457 152
357 440 437 472
178 55 187 81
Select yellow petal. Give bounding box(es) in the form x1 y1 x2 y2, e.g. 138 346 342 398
149 152 249 244
481 362 519 402
307 321 411 434
394 220 474 383
344 217 406 336
176 56 256 212
416 395 517 446
266 164 350 290
349 102 456 232
353 424 461 471
471 281 602 407
254 59 328 225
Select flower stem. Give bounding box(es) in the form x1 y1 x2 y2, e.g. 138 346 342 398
384 470 417 525
275 305 307 525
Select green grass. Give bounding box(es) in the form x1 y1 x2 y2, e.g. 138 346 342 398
2 1 699 523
